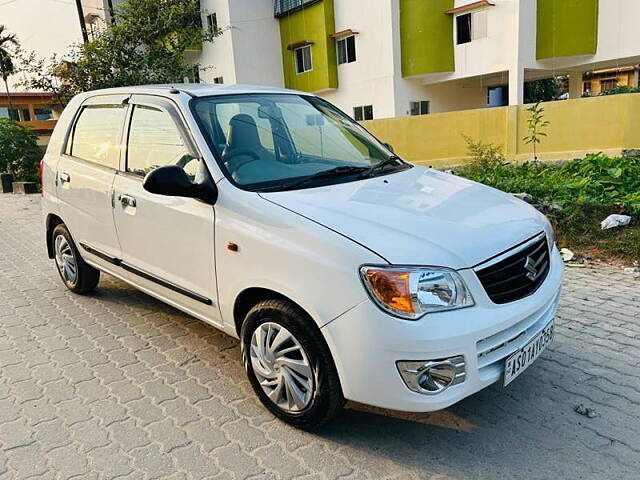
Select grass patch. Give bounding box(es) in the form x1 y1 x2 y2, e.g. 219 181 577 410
456 148 640 264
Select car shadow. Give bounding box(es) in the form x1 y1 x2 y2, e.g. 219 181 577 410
80 276 602 479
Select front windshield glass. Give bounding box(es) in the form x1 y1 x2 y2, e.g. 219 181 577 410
191 94 409 191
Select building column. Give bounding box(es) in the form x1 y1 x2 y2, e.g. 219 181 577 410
569 73 583 99
509 67 524 105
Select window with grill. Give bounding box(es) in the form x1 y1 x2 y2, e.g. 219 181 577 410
274 0 319 17
337 35 356 65
0 107 30 122
600 79 618 92
206 13 218 32
295 45 312 74
456 10 487 45
410 101 430 116
213 76 224 84
34 106 53 120
353 105 373 121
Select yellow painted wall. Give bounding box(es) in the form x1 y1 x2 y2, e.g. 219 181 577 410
363 94 640 167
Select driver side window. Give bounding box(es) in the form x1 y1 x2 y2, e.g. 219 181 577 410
127 105 197 177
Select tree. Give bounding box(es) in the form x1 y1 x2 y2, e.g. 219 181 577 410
18 0 217 106
523 102 550 161
523 76 568 104
0 118 41 180
0 25 19 109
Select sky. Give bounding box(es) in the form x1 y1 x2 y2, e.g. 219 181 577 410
0 0 97 90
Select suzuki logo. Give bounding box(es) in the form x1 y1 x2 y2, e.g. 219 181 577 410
524 256 538 281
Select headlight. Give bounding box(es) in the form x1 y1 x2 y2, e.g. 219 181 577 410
359 265 474 320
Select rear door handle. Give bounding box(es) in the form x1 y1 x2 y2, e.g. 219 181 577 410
119 194 136 208
59 172 70 184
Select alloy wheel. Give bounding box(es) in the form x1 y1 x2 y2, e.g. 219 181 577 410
249 322 314 412
54 234 77 286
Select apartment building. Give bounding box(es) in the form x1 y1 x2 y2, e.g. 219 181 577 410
196 0 640 119
583 66 640 96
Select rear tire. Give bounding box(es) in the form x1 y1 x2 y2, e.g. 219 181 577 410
52 224 100 294
241 299 344 429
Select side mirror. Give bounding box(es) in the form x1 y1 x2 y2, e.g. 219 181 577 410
383 142 395 153
143 165 218 204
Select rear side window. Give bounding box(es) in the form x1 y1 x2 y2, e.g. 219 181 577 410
126 105 197 177
69 105 126 168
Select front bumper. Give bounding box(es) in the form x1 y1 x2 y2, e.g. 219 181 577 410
321 247 564 412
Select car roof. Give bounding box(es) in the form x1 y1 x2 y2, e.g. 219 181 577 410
82 83 311 99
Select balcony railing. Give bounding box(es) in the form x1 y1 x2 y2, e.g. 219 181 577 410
274 0 322 17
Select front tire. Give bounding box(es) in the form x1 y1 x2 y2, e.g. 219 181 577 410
241 299 344 429
52 224 100 294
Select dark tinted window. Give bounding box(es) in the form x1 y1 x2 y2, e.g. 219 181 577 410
410 101 429 116
34 106 53 120
457 13 472 44
295 46 312 74
337 36 356 64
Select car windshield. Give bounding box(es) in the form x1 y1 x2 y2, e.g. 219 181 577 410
191 94 410 191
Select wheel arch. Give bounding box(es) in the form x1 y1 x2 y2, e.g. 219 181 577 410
45 214 65 258
233 287 314 337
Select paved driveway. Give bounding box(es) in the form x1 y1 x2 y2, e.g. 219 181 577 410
1 194 639 480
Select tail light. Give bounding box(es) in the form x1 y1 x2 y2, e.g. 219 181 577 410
39 158 44 196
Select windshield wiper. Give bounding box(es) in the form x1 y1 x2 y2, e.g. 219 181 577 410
277 165 369 191
359 155 405 179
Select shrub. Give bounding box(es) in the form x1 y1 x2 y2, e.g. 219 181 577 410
0 118 42 182
599 85 640 96
462 135 507 170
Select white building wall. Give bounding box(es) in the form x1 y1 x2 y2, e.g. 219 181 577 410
199 0 239 83
448 0 515 81
392 0 518 115
321 0 397 119
198 0 283 87
228 0 283 87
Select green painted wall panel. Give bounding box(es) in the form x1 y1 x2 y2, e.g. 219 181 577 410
537 0 599 60
400 0 454 77
279 0 338 92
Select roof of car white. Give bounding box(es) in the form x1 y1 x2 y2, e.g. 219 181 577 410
84 83 310 98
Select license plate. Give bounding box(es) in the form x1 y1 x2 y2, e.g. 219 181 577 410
504 321 554 386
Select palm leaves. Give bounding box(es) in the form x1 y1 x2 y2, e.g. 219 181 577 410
0 25 19 109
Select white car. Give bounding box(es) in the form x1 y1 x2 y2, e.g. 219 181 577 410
41 84 563 428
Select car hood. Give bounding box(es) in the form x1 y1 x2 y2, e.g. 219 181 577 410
259 166 550 269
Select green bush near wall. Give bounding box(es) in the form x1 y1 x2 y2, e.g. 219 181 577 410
400 0 454 77
537 0 599 60
279 0 337 93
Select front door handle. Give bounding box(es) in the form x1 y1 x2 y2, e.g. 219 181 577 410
59 172 70 184
119 194 136 208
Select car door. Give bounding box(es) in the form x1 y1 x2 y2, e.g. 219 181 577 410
56 94 127 271
111 94 221 325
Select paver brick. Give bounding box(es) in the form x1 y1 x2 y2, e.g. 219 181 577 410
184 420 229 453
1 194 640 479
108 419 150 452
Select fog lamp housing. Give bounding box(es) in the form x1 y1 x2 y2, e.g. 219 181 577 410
397 355 466 395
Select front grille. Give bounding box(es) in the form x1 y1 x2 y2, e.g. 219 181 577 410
476 234 550 304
